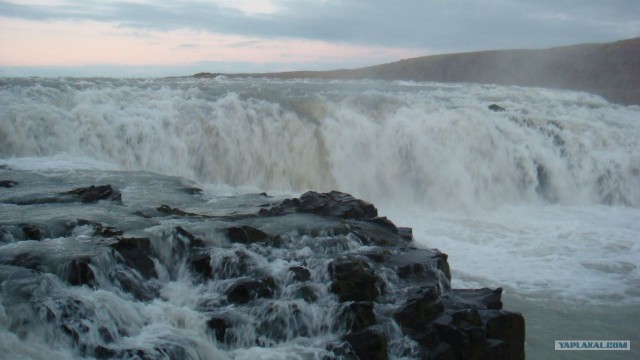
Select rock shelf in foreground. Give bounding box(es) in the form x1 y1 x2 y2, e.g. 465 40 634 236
0 170 525 360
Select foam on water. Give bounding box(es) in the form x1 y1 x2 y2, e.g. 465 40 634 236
2 77 639 305
2 77 639 209
2 77 640 358
386 204 640 305
1 156 119 171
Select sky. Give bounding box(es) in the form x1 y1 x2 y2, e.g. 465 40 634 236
0 0 638 77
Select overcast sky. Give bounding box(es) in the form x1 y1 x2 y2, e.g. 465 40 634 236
1 0 638 77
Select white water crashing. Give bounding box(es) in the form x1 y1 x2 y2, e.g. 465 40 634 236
1 78 640 359
1 77 639 210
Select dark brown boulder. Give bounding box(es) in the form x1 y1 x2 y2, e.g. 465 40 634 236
110 237 157 278
226 277 276 304
21 224 43 240
343 329 388 360
483 310 525 360
339 302 376 332
329 258 382 302
393 286 444 330
260 191 378 219
188 252 213 279
488 104 506 112
64 184 121 203
226 225 269 244
66 258 95 286
288 266 311 282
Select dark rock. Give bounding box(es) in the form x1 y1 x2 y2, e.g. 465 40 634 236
254 302 312 343
288 266 311 282
451 308 482 327
110 268 158 301
156 204 200 217
450 288 503 310
182 186 203 195
423 342 456 360
339 302 376 332
70 219 123 237
365 216 399 231
0 176 526 359
64 184 121 203
189 252 213 279
359 247 391 263
110 237 157 278
94 345 117 358
535 164 556 201
482 310 525 360
21 224 43 240
1 252 42 271
349 221 411 247
389 248 451 287
410 311 490 360
66 258 96 286
299 190 378 219
206 316 231 343
488 104 506 112
482 339 510 360
0 180 18 188
393 286 443 330
343 329 388 360
329 258 382 302
360 217 412 243
98 325 114 343
261 191 378 219
175 226 206 248
209 249 255 280
325 341 359 360
411 327 456 360
432 321 476 360
5 186 122 205
226 277 276 304
397 227 413 241
292 284 319 303
94 347 148 360
226 225 269 244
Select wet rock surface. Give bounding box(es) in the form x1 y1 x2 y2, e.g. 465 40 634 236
0 170 525 359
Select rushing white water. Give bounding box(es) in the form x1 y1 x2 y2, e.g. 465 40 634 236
1 77 639 359
2 77 639 209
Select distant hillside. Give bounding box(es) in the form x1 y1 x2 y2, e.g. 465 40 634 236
195 38 640 105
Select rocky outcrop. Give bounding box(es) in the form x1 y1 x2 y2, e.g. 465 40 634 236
3 184 122 205
259 190 377 219
488 104 506 112
64 185 122 203
0 179 525 359
329 257 384 302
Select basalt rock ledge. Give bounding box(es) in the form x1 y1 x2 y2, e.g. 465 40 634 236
0 167 524 360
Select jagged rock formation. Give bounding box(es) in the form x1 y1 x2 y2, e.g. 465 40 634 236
0 169 525 359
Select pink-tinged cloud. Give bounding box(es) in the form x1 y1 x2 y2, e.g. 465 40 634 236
0 18 425 69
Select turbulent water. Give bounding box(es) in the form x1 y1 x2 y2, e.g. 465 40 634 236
1 77 639 359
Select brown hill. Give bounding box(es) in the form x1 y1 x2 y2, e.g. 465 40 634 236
197 38 640 105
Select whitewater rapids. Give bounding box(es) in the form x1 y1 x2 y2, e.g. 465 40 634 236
1 77 638 359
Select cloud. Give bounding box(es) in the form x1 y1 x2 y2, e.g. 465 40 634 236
177 43 199 49
1 0 638 76
1 0 638 53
